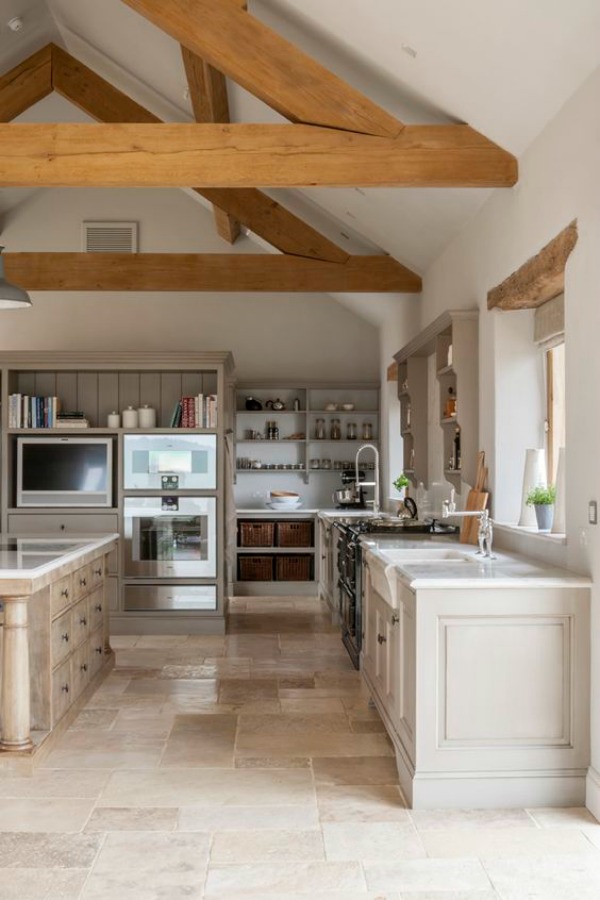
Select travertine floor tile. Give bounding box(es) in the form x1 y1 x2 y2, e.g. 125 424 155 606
85 807 178 832
0 769 109 799
219 678 278 702
235 731 393 758
81 832 210 899
410 808 536 832
69 709 119 731
483 853 600 899
280 698 346 714
210 829 325 863
0 832 102 868
420 826 595 858
317 783 409 822
323 821 425 861
234 756 310 769
204 860 366 895
526 806 599 828
312 756 399 784
0 868 88 898
364 858 493 892
237 713 351 735
0 799 93 833
99 767 315 807
179 804 319 832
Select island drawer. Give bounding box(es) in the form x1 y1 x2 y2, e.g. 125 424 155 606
88 588 105 631
88 557 105 589
72 643 90 699
71 597 90 648
7 513 118 535
51 609 72 667
73 565 91 602
52 658 72 722
89 627 106 677
50 574 73 617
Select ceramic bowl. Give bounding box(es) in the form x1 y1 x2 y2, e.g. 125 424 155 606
341 403 355 411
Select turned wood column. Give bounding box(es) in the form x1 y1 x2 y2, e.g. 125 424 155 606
0 596 33 751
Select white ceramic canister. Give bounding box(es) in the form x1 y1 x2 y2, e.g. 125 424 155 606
137 404 157 429
107 411 121 429
122 406 139 429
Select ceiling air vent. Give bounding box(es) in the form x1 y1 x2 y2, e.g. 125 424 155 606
82 221 138 253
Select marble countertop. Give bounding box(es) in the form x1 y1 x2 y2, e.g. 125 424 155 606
363 538 591 589
0 534 119 594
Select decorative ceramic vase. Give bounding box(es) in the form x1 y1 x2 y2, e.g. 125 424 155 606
137 405 157 428
534 503 554 532
551 447 566 534
518 449 546 527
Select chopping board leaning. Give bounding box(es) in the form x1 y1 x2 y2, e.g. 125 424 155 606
460 451 489 544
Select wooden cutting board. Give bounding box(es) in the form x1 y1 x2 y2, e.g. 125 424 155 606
460 454 488 544
459 489 489 544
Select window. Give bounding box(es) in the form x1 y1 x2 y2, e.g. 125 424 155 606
545 341 565 481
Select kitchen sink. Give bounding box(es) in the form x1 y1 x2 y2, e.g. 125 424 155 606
381 548 476 563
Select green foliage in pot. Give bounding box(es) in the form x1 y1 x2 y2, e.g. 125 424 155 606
393 473 410 492
526 484 556 506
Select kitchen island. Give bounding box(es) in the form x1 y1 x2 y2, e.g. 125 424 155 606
0 533 118 771
362 540 591 809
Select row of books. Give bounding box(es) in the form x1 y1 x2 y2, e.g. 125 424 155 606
8 394 90 429
170 394 218 428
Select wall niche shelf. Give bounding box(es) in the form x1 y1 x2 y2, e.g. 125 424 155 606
394 310 479 492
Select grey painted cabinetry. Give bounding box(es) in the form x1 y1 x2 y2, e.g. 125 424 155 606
0 351 235 635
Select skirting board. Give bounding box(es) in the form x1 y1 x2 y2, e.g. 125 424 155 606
233 582 318 596
585 766 600 821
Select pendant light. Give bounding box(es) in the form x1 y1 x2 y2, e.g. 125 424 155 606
0 247 32 309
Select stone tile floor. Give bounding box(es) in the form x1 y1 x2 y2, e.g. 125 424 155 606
0 596 598 897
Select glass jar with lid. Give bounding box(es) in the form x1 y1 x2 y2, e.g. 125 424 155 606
346 422 357 440
362 421 373 441
330 418 341 440
315 418 326 440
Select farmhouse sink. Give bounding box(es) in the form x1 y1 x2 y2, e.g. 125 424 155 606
380 548 476 564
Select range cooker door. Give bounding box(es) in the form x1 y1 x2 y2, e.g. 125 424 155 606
123 496 216 577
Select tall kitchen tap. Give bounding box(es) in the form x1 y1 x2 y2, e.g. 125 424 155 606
355 444 380 515
442 490 495 558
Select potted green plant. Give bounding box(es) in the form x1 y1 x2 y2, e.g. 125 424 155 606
526 484 556 531
393 473 410 499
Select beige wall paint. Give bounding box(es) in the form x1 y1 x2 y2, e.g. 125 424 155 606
1 188 379 383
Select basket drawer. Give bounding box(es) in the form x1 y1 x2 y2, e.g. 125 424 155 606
276 520 313 548
239 521 275 547
275 555 313 581
238 555 274 582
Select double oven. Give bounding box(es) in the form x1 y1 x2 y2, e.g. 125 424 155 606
122 434 218 612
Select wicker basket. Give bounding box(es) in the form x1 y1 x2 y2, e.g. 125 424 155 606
238 555 274 581
275 554 313 581
239 521 275 547
276 520 313 548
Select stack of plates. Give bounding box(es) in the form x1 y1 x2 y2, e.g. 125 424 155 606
266 491 302 510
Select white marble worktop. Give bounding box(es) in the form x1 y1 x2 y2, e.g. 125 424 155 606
0 534 119 595
363 538 591 589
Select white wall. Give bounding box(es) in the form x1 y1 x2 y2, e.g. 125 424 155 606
1 188 380 383
384 62 600 809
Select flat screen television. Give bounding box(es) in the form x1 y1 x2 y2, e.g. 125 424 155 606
16 437 113 508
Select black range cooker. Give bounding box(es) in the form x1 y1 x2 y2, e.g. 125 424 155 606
333 517 455 669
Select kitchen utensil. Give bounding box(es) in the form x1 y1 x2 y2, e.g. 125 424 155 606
332 487 364 507
266 398 285 410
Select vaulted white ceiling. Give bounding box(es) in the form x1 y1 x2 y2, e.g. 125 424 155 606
2 0 600 275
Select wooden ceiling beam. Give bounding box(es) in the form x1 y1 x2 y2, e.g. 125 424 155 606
487 221 578 310
181 45 241 244
0 122 518 188
0 45 53 122
47 46 349 263
4 252 422 293
121 0 403 137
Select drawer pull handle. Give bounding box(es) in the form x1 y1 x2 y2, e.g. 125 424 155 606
95 646 103 655
95 604 103 613
61 684 69 693
61 632 69 643
80 578 87 587
94 568 102 576
60 588 69 598
60 524 65 531
377 633 386 645
391 614 400 625
80 616 87 626
80 663 88 673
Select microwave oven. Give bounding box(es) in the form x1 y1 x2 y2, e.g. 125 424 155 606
123 433 217 491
